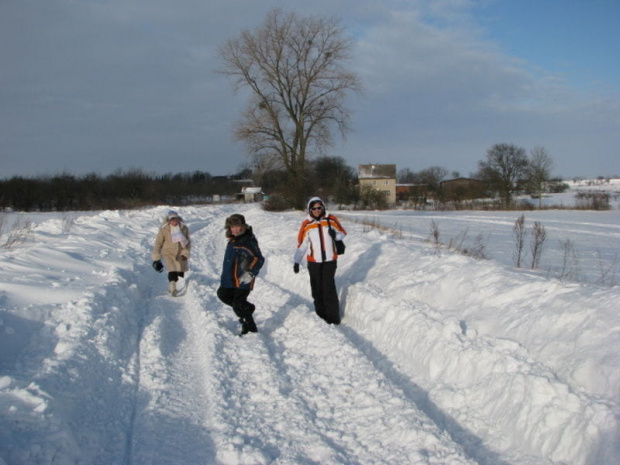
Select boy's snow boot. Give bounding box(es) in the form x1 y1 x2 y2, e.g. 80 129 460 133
239 316 258 336
168 281 177 297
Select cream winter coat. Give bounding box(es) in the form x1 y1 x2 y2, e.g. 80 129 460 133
152 222 191 272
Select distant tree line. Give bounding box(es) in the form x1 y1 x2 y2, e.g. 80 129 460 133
0 157 360 212
264 146 567 211
0 170 245 211
2 144 582 213
396 143 570 209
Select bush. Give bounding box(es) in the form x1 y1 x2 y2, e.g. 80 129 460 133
574 192 611 210
0 213 34 248
261 193 292 212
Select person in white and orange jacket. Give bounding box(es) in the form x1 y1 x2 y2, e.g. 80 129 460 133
293 197 347 325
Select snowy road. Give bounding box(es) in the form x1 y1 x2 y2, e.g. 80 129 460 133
125 210 476 464
1 204 619 464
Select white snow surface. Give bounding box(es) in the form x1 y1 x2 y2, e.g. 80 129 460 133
1 188 619 464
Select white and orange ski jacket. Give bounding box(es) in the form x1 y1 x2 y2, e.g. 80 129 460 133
294 197 347 264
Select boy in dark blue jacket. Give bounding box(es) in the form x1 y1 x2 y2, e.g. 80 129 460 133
217 214 265 335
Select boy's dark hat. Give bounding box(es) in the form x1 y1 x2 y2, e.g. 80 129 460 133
225 214 247 228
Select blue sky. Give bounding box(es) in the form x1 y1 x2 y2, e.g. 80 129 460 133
1 0 618 180
479 0 620 93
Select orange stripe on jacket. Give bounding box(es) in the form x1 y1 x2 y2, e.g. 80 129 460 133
296 215 346 263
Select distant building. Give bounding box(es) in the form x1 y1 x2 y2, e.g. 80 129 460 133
396 183 429 206
440 178 487 201
395 184 415 198
358 164 397 205
236 186 264 203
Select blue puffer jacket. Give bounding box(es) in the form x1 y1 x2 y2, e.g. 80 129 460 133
220 226 264 290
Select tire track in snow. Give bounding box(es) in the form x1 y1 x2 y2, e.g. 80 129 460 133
121 210 220 464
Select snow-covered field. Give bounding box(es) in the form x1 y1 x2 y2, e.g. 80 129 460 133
1 183 619 464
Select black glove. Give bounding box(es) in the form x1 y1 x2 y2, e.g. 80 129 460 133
328 228 336 240
293 263 300 274
152 260 163 273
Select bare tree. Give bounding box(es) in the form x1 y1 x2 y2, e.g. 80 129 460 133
530 221 547 269
558 238 580 281
595 250 618 287
217 9 362 208
429 220 441 254
418 166 449 194
309 156 357 206
398 168 418 184
513 214 526 268
528 146 554 208
476 143 529 207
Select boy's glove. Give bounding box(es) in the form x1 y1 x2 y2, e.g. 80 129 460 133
293 263 299 274
239 272 254 284
152 260 163 272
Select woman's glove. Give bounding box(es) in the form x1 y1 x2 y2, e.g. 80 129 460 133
152 260 163 272
293 263 300 274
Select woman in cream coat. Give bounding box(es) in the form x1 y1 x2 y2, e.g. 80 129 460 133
152 210 190 296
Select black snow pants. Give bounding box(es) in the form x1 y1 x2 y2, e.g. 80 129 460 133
216 286 255 320
307 261 340 325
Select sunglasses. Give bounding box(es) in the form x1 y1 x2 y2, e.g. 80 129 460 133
311 206 324 211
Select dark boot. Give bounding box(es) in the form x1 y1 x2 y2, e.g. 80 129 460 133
239 316 258 335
